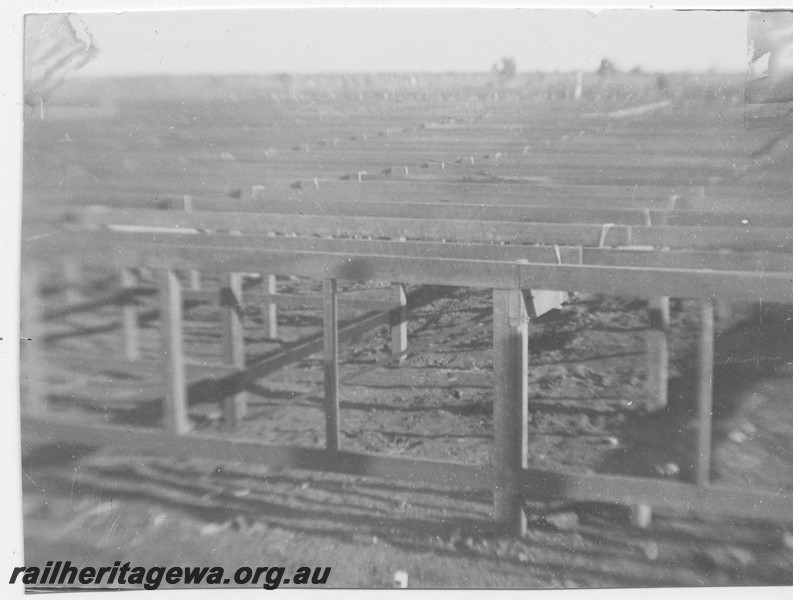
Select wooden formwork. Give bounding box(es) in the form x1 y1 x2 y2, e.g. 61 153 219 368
34 187 793 417
21 204 793 535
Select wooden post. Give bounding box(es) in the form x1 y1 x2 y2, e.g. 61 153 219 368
184 195 202 291
159 270 190 435
646 205 671 411
20 268 46 415
390 283 408 362
696 299 715 487
646 296 669 410
323 279 340 451
264 274 278 340
221 272 247 430
253 186 278 341
121 269 140 361
252 189 280 340
493 288 529 536
390 236 408 361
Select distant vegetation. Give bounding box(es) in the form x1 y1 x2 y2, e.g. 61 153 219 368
51 70 745 113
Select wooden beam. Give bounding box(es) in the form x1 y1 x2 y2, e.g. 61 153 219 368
213 196 793 228
22 416 493 491
81 208 634 247
493 289 529 536
696 299 715 487
184 195 202 291
633 225 793 252
184 289 396 312
645 296 669 410
231 286 452 388
390 283 408 362
264 274 278 340
158 270 190 434
42 351 235 381
277 178 793 205
207 197 651 225
221 272 247 430
32 180 774 209
323 279 340 451
111 245 793 302
519 467 793 523
26 235 793 302
81 208 793 252
38 228 793 274
41 288 142 321
22 413 793 524
238 179 791 203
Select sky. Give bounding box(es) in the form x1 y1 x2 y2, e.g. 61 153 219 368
66 8 750 77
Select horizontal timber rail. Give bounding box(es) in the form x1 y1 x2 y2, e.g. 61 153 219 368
22 418 494 491
24 232 793 302
31 229 793 275
279 180 793 209
76 207 793 252
44 191 788 228
225 196 793 228
25 416 792 523
26 186 717 212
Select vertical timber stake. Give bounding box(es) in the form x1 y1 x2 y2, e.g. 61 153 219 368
696 299 715 487
493 288 529 536
390 282 408 362
159 270 190 435
221 272 247 430
252 185 278 339
264 274 278 340
183 195 202 291
324 278 340 451
646 296 669 410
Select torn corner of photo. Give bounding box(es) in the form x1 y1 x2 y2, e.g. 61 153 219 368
746 11 793 108
23 13 99 110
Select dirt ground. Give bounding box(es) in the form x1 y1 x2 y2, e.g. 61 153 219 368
21 277 793 588
19 73 793 589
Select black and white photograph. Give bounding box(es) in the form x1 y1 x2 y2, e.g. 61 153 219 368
9 0 793 592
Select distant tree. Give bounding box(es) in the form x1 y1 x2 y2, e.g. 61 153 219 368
597 58 616 78
488 57 517 101
492 57 517 82
656 74 669 95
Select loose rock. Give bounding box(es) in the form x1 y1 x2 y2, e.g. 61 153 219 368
393 570 408 588
199 521 229 536
545 511 579 531
642 541 659 560
783 532 793 550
